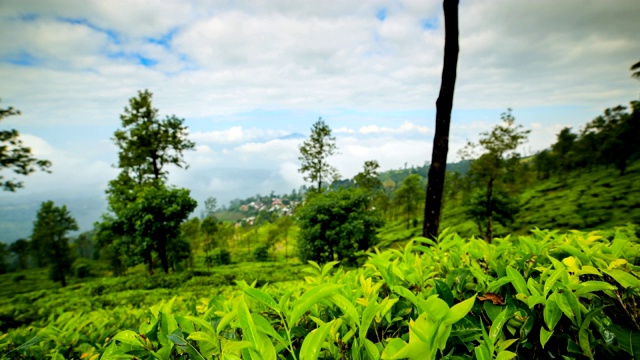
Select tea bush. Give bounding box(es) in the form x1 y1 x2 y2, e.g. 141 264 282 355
3 227 640 359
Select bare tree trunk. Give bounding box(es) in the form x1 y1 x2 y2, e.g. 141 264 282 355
423 0 460 240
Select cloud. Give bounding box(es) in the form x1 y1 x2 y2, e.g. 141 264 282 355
357 121 430 135
1 0 639 239
191 127 288 144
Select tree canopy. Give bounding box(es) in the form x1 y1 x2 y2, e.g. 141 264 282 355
461 109 529 242
113 89 194 184
298 118 339 192
297 188 382 265
0 100 51 191
31 201 78 287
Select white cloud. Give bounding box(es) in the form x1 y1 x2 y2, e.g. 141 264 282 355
191 127 288 144
1 0 639 239
358 121 430 135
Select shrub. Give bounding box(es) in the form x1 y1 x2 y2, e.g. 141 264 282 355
253 245 270 262
212 248 231 265
297 187 383 265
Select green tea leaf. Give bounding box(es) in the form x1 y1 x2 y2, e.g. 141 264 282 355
506 266 529 297
299 320 334 360
329 294 360 326
540 328 553 348
363 338 380 360
603 269 640 288
289 284 343 326
237 297 260 346
574 281 617 296
543 268 564 298
489 309 511 343
495 350 517 360
238 281 280 314
543 296 562 330
444 296 475 325
360 300 381 341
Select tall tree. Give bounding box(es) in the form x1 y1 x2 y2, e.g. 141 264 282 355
31 201 78 287
395 174 425 229
0 100 51 191
298 118 340 192
422 0 460 239
460 109 529 242
99 90 197 274
113 89 194 183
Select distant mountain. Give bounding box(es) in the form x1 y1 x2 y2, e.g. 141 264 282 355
0 194 107 243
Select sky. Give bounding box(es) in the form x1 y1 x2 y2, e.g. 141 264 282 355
0 0 639 241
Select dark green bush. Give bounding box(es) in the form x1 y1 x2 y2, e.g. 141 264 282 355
253 245 270 262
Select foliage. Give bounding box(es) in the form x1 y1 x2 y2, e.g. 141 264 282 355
297 187 383 265
533 100 640 177
0 100 51 191
298 117 339 191
28 226 633 360
465 188 519 235
105 183 197 274
0 243 7 274
30 201 78 287
212 249 232 266
354 160 382 192
113 89 194 183
394 174 424 229
254 245 270 262
203 197 218 218
461 109 530 241
8 239 29 270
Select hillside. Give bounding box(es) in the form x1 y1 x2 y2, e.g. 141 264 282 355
435 160 640 239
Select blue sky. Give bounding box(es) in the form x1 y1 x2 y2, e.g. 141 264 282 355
0 0 639 241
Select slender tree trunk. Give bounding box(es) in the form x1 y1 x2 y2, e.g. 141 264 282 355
159 246 169 273
423 0 460 240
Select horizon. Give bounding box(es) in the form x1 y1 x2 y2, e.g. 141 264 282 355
1 0 639 242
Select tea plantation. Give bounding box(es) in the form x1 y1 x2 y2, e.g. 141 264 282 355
2 227 640 359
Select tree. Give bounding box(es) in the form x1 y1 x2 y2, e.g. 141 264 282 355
394 174 425 229
354 160 382 192
0 243 8 274
297 188 383 265
99 90 197 274
31 201 78 287
200 215 218 269
113 89 194 184
1 100 51 191
423 0 460 239
276 215 294 260
109 183 197 274
552 127 577 173
9 239 30 270
465 188 519 236
632 60 640 80
203 197 218 218
298 118 340 191
73 231 94 259
460 109 529 242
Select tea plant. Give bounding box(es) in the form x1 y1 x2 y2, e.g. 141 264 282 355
3 226 640 359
